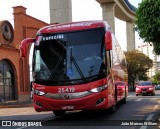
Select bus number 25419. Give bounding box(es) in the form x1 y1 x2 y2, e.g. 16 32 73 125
58 87 75 93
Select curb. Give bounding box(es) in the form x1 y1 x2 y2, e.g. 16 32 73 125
0 101 33 108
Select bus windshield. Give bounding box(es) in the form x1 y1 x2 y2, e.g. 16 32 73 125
33 28 106 85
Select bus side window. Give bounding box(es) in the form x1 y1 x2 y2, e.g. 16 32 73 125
106 50 111 75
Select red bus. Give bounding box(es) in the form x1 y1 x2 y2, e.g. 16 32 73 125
20 20 128 116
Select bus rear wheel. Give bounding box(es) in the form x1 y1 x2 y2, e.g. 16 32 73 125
121 97 127 104
53 110 65 116
109 103 116 113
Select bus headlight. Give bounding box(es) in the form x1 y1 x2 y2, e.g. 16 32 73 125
89 85 108 93
34 89 46 96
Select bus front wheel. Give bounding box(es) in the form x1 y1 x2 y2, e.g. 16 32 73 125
53 110 65 116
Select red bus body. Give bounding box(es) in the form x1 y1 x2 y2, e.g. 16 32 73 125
20 20 128 115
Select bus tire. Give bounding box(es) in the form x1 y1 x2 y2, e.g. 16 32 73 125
53 110 65 116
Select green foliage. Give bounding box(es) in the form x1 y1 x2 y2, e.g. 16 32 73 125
125 50 153 82
135 0 160 55
153 72 160 84
139 74 148 81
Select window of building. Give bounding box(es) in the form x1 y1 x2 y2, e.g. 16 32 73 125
0 60 15 101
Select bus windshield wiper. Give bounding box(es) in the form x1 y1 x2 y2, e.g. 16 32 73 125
70 47 86 82
56 39 66 48
48 40 66 80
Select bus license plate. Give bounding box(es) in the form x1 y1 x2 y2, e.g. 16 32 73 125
62 105 74 110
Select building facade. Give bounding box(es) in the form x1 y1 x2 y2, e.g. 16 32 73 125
0 6 48 101
137 43 158 78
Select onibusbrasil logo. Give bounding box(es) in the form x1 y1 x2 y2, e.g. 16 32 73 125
1 121 42 127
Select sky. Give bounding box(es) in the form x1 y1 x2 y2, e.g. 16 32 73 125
0 0 142 51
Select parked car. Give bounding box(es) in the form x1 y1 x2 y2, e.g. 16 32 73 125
135 81 155 96
155 84 160 90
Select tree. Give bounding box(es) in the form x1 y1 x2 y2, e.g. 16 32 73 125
152 72 160 84
125 50 153 90
135 0 160 55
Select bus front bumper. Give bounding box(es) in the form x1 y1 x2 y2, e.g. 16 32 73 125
33 90 114 112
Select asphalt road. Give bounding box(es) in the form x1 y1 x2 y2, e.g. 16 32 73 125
0 91 160 129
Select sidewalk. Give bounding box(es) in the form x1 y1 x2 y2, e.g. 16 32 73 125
0 100 33 108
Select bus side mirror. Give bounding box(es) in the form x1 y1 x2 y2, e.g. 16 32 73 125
105 31 112 50
20 38 35 57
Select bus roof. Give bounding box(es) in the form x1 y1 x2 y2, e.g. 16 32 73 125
37 20 111 35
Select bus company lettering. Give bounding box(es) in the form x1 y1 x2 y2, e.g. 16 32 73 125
42 34 64 41
47 22 92 31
